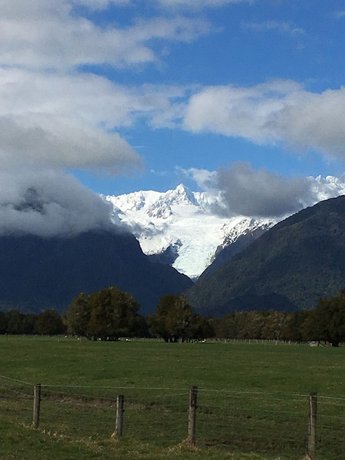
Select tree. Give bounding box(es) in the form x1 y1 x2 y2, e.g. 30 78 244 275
212 311 294 341
21 313 37 335
189 315 215 340
311 290 345 346
0 311 7 334
1 311 36 335
65 292 92 336
261 311 290 341
150 295 199 342
283 311 311 342
5 310 28 334
213 314 239 339
66 287 146 340
35 309 65 335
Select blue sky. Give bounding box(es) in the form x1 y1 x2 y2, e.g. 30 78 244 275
2 0 345 200
75 0 345 194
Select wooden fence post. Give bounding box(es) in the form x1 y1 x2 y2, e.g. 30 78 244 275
32 383 41 429
307 392 317 460
115 394 125 438
187 385 198 445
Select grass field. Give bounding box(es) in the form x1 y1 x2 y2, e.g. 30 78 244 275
1 336 345 459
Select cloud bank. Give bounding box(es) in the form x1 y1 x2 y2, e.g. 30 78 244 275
217 163 316 217
0 170 116 237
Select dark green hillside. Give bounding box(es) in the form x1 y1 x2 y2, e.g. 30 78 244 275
188 195 345 316
200 226 268 279
0 230 192 314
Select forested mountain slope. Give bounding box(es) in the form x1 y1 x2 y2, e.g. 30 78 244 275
188 196 345 316
0 231 192 314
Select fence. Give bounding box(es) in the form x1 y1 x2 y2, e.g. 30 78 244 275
1 374 345 459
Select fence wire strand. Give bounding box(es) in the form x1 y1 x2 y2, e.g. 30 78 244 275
1 377 345 459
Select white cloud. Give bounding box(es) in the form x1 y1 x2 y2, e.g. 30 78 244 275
184 80 345 159
0 68 186 129
72 0 132 9
0 0 203 175
0 1 210 70
185 80 299 142
0 116 140 172
178 167 218 191
156 0 250 9
0 68 190 169
0 69 151 171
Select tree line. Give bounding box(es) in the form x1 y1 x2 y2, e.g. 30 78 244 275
0 309 65 336
1 286 345 346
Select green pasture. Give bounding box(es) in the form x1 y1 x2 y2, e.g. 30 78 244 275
1 336 345 459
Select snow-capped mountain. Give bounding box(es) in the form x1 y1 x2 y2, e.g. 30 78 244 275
104 177 345 279
104 184 275 278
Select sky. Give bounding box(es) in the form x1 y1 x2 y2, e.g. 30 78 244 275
2 0 345 235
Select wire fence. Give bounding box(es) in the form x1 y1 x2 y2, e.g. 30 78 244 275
1 374 345 459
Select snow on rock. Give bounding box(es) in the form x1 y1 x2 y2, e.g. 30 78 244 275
104 184 273 279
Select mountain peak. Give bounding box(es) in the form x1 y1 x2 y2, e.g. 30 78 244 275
105 186 274 278
166 183 196 206
175 183 189 194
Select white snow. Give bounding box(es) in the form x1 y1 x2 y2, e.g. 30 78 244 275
104 184 274 278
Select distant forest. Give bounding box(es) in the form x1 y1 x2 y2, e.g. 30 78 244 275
1 286 345 347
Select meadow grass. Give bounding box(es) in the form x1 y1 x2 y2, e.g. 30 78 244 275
1 336 345 459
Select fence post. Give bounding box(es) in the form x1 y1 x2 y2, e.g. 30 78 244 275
307 392 317 460
187 385 198 445
115 394 125 438
32 383 41 429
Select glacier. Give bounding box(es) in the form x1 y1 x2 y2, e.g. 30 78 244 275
104 184 275 278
